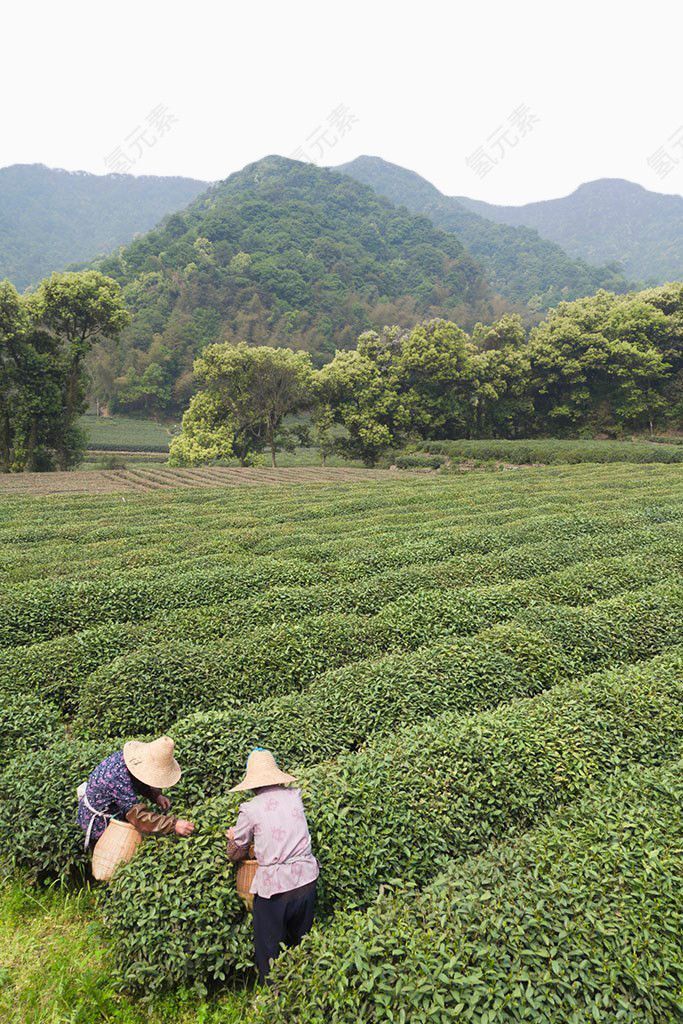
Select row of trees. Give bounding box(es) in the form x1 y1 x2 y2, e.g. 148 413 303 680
0 273 129 471
4 271 683 472
169 281 683 467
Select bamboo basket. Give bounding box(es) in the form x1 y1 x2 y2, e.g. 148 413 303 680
236 845 258 911
91 819 143 881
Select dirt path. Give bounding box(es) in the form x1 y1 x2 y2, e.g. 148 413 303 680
0 466 416 496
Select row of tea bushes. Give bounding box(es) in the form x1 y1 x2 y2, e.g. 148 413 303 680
6 487 683 648
419 438 683 464
256 758 683 1023
172 580 683 803
272 500 683 568
0 483 552 582
73 612 393 739
0 738 117 877
99 646 683 992
4 465 681 586
4 517 679 709
0 556 331 648
73 546 683 739
5 581 683 883
0 692 62 769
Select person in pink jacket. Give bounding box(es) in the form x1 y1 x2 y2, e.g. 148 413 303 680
226 748 319 984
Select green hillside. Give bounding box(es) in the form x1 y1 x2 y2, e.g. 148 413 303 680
456 177 683 284
336 155 636 310
0 164 208 291
89 155 494 410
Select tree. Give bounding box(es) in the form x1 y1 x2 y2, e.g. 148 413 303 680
471 312 526 352
169 343 313 468
0 280 62 472
471 346 533 438
395 319 477 438
316 342 408 466
0 281 31 471
29 272 130 468
527 292 672 434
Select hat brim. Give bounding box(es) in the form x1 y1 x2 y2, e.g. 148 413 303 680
229 768 296 792
123 741 182 789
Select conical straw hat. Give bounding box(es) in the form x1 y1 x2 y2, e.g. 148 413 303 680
123 735 181 788
230 749 296 792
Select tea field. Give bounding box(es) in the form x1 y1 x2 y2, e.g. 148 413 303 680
2 464 683 1022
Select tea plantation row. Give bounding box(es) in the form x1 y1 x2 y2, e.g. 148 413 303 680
4 529 683 763
96 644 683 992
1 463 678 585
3 467 683 1016
257 754 683 1022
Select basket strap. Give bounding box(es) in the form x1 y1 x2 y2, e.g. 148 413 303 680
80 791 114 851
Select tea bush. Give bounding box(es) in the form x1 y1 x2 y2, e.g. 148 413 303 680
6 581 683 881
0 738 114 878
74 548 683 739
0 693 63 769
5 519 678 712
419 438 683 464
73 612 394 739
172 623 574 804
257 758 683 1023
171 581 683 804
0 623 145 713
0 557 325 648
100 647 683 992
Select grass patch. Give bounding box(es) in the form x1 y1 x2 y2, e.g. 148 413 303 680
80 415 175 452
0 876 252 1024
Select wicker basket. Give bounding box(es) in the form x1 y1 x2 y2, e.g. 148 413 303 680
236 845 258 911
91 819 143 881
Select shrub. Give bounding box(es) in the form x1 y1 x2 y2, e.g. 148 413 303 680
393 453 447 470
100 647 683 992
257 758 683 1023
172 580 683 803
0 739 115 878
171 623 574 804
73 613 395 740
0 623 144 713
4 519 679 712
0 693 63 769
73 548 683 741
0 557 325 648
8 582 682 885
419 438 683 464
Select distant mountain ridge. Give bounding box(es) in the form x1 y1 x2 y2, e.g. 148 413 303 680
0 163 208 290
335 156 635 311
87 155 494 412
454 177 683 284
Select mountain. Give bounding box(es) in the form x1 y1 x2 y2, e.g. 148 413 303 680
335 156 635 311
0 164 208 290
89 155 494 411
454 178 683 285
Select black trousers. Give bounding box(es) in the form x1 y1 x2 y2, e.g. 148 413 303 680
252 879 317 984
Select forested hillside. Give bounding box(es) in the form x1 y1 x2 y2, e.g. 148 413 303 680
336 156 635 309
88 155 494 411
0 164 207 290
456 177 683 284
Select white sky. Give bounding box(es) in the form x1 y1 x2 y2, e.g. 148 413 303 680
3 0 683 205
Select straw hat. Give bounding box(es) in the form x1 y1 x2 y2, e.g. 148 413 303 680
230 749 296 792
123 735 181 789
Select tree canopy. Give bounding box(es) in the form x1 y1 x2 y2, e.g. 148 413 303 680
0 271 129 471
169 342 313 467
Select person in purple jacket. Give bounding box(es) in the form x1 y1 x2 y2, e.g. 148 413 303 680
226 748 319 984
77 735 194 850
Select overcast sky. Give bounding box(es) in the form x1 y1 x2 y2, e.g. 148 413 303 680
4 0 682 205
